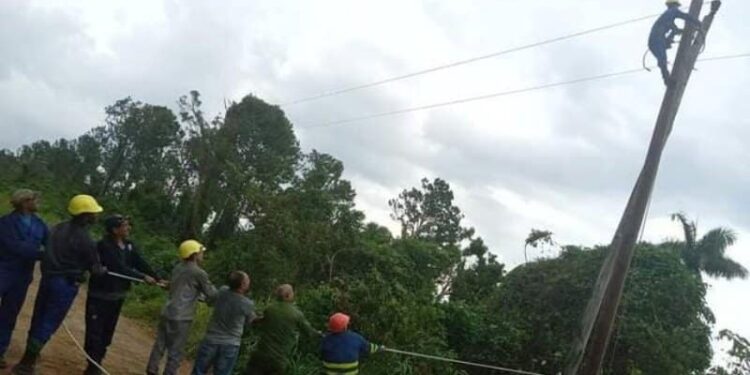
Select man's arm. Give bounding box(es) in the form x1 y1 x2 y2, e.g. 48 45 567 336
131 244 161 281
197 270 218 304
296 309 321 337
676 9 702 28
0 218 45 261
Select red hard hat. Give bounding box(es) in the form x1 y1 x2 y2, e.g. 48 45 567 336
328 313 350 333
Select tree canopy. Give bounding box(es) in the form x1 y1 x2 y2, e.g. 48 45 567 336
0 92 744 374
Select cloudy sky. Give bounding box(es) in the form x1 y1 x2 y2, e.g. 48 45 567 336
2 0 748 359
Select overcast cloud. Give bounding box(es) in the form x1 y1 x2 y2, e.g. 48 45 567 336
1 0 749 359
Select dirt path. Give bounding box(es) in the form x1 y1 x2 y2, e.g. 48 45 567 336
3 268 192 375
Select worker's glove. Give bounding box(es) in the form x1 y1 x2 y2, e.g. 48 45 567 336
374 344 385 353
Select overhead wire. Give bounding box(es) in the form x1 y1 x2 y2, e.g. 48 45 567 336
299 52 750 129
280 13 661 106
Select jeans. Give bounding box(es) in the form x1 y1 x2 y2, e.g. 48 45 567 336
191 341 240 375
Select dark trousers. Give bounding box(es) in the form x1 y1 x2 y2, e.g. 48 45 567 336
649 38 670 83
84 297 124 369
28 275 79 346
0 269 32 356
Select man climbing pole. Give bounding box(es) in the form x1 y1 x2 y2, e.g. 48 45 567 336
0 190 49 369
147 239 217 375
320 313 383 375
13 194 106 375
245 284 321 375
84 214 163 375
648 0 709 85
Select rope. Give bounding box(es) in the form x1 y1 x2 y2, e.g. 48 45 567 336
280 13 660 106
107 271 146 283
383 347 546 375
62 321 112 375
300 52 750 129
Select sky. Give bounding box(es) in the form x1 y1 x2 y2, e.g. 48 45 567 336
1 0 749 362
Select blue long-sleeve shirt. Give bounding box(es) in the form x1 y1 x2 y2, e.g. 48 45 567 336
649 7 701 45
0 211 49 273
320 331 378 375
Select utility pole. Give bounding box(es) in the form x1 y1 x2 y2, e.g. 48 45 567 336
565 1 722 374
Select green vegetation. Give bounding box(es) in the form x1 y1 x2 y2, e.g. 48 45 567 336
0 91 746 374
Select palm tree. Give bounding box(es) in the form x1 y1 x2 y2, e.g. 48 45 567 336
670 212 748 280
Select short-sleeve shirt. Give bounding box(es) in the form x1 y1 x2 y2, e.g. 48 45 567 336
204 288 256 346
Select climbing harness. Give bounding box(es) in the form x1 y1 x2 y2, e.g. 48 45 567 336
62 321 112 375
383 347 546 375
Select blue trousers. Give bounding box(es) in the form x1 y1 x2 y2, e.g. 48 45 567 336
0 269 33 356
649 38 670 82
28 275 79 346
191 341 240 375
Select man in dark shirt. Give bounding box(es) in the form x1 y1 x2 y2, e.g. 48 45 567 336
0 189 48 369
13 194 106 375
83 214 162 375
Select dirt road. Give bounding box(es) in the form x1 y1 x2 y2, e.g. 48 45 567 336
2 269 191 375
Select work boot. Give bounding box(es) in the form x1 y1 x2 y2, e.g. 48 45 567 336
11 351 38 375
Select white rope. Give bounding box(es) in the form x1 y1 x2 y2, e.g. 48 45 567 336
107 271 145 283
62 321 112 375
383 347 546 375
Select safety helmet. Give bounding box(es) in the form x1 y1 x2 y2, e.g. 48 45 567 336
178 239 206 259
665 0 681 5
68 194 103 216
328 313 350 333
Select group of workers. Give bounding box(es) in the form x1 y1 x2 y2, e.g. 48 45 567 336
0 189 383 375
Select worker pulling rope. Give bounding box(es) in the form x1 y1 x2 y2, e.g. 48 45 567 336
383 347 546 375
60 271 163 375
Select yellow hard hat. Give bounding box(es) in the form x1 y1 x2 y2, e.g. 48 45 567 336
178 240 206 259
68 194 104 216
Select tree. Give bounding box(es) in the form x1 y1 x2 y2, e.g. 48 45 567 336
524 228 555 263
709 330 750 375
671 212 748 279
389 178 473 248
482 244 713 375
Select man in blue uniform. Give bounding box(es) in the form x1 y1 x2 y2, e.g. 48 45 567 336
0 189 48 369
12 194 106 375
320 313 383 375
648 0 703 85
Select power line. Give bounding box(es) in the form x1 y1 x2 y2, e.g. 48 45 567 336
281 13 660 106
299 53 750 129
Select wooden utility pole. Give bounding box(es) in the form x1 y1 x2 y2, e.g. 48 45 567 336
565 1 722 374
